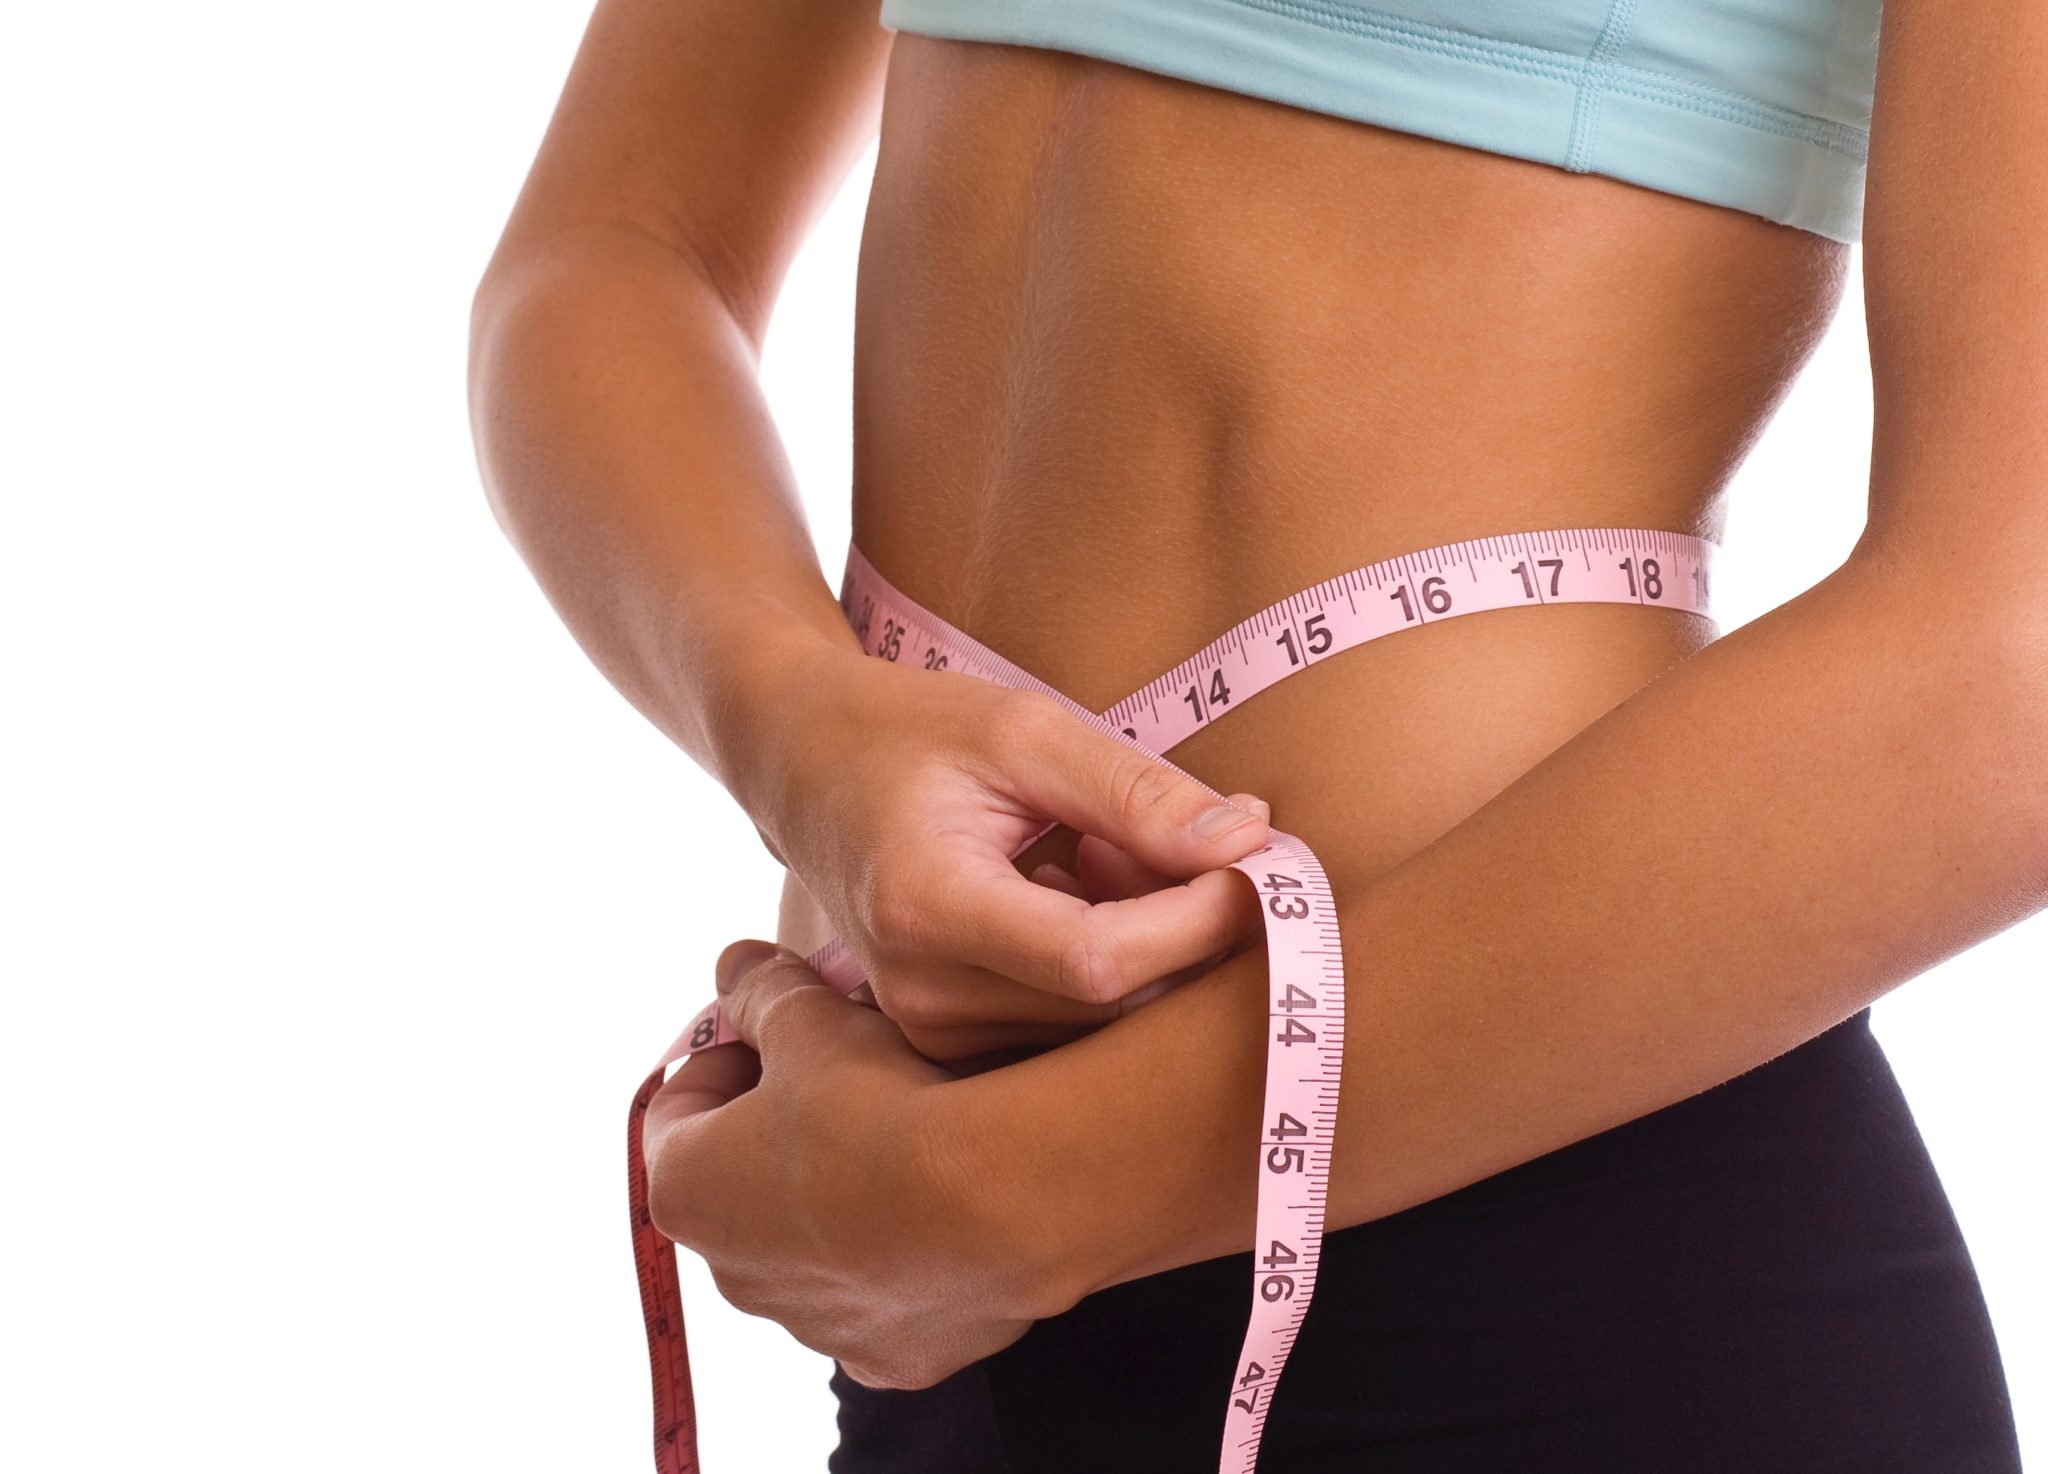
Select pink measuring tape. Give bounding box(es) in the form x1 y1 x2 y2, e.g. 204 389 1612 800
629 526 1715 1473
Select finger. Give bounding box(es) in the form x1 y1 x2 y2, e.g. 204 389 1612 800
1074 795 1266 901
640 1042 772 1248
983 701 1271 878
1073 835 1173 902
713 937 785 992
915 848 1266 1003
1029 862 1087 899
899 946 1235 1060
751 820 787 868
1113 946 1235 1016
644 1041 761 1142
719 943 905 1064
880 956 1120 1039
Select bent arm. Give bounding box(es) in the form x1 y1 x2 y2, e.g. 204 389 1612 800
935 0 2048 1314
472 1 1297 1040
467 0 890 813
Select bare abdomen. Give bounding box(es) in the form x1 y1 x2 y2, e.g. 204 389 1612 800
778 33 1850 943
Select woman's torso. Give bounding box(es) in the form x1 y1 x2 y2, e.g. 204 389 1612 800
780 32 1849 941
788 38 2026 1472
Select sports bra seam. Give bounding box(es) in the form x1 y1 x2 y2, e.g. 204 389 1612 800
1220 0 1870 159
1566 0 1640 172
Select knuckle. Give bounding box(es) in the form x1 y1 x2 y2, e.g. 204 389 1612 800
644 1140 700 1246
838 1359 896 1391
645 1196 690 1247
892 1352 954 1391
1054 923 1128 1005
745 985 799 1045
884 979 957 1039
901 1020 972 1065
706 1264 765 1319
897 982 942 1031
749 971 828 1046
991 689 1066 754
863 869 930 951
879 979 933 1030
1109 756 1181 831
843 1351 948 1392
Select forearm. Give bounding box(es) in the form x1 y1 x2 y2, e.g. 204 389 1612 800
924 0 2048 1323
938 551 2048 1313
468 228 860 813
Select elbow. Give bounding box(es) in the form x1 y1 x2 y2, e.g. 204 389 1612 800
467 251 523 391
1846 540 2048 883
1964 599 2048 893
2014 626 2048 890
1851 548 2048 896
465 260 525 542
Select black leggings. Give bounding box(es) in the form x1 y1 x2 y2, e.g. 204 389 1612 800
828 1006 2022 1472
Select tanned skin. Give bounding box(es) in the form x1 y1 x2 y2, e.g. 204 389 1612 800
471 0 2048 1388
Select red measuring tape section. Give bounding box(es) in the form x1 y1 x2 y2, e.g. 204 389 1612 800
629 527 1715 1473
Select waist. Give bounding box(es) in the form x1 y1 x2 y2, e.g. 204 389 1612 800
843 40 1842 886
844 526 1719 895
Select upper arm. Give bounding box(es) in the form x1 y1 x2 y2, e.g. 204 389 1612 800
484 0 893 343
1857 0 2048 579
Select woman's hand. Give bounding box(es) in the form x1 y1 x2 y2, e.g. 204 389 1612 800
733 646 1270 1060
644 939 1049 1389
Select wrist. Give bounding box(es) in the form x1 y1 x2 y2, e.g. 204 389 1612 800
909 950 1283 1311
907 1076 1103 1323
698 611 865 829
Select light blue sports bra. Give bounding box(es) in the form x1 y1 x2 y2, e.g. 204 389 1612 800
879 0 1884 242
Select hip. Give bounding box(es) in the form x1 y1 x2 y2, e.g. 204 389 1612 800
829 1006 2022 1472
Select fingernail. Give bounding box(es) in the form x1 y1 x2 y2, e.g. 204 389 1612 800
716 939 783 995
1116 977 1172 1015
1192 802 1257 841
1246 797 1271 823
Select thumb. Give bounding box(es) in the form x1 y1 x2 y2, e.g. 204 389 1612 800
995 711 1271 877
716 941 843 1060
715 939 906 1063
1074 792 1271 900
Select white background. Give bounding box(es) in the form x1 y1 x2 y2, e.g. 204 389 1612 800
4 5 2039 1470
